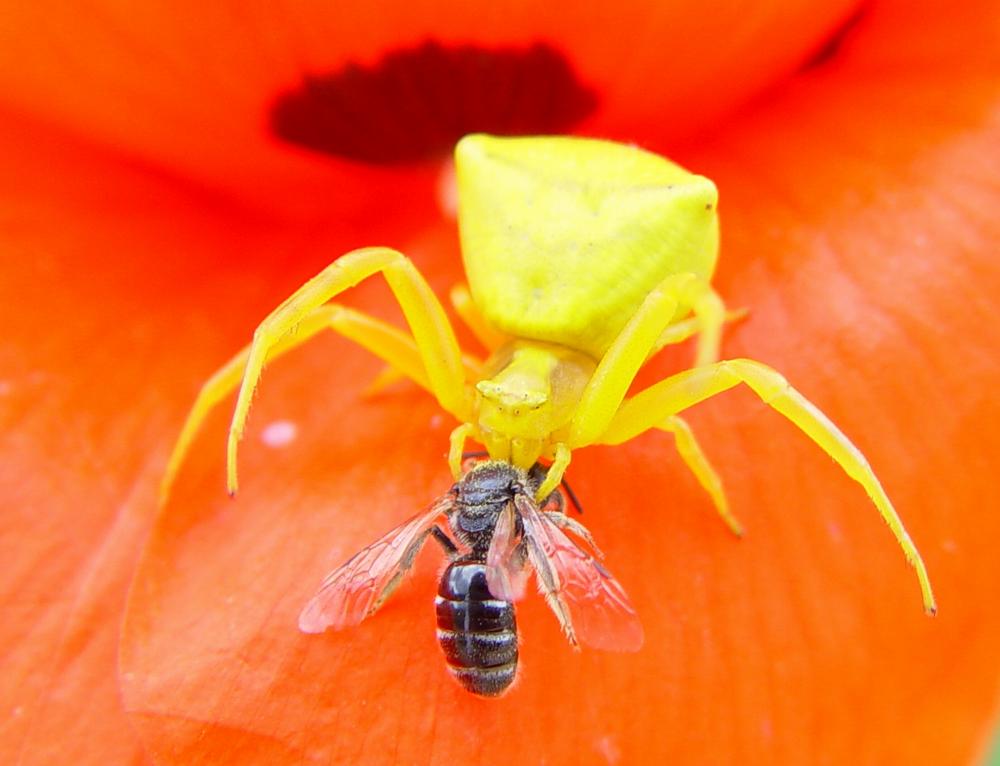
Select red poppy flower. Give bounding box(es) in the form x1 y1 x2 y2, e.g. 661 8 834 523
2 2 999 764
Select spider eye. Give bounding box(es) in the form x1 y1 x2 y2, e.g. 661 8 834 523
475 381 548 410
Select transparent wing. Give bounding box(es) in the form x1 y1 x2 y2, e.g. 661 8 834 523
298 494 454 633
485 501 530 602
515 493 644 652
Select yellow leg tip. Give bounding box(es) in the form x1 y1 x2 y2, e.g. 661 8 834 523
226 468 239 497
922 585 938 616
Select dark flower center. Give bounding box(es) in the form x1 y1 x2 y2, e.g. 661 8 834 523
799 3 870 71
270 39 599 165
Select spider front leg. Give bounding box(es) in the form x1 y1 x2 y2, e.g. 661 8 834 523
532 443 572 503
597 358 937 614
163 247 472 500
367 283 500 394
161 303 470 506
569 272 726 449
227 247 469 494
447 423 475 479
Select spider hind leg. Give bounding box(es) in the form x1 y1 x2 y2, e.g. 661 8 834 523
598 358 936 615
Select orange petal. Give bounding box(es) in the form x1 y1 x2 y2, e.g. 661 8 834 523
2 0 998 763
0 103 432 764
0 1 855 218
118 4 1000 764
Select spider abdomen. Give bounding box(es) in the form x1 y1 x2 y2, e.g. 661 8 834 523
435 561 518 696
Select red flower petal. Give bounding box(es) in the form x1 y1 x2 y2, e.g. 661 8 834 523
0 1 856 217
115 4 1000 765
1 1 998 764
0 111 242 764
0 104 431 764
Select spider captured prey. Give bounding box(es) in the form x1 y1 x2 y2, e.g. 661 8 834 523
298 457 642 696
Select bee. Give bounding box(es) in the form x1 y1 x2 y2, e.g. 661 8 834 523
298 458 642 696
161 134 935 688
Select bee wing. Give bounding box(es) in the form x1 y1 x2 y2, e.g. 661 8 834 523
298 494 454 633
515 493 644 652
485 501 530 602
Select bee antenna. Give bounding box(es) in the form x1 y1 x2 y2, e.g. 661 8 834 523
560 477 584 515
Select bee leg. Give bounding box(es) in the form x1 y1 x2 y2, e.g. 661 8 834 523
449 283 509 351
538 491 564 514
542 512 604 559
227 247 470 494
568 273 725 449
162 303 444 506
597 358 936 615
658 415 743 537
559 478 584 515
430 526 459 557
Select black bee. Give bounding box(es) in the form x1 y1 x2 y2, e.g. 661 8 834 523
299 460 643 696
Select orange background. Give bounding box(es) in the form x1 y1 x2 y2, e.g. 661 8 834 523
0 2 998 764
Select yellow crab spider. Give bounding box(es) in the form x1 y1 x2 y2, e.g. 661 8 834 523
161 134 936 615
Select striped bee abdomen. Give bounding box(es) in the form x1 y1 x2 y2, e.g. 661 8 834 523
435 561 518 696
